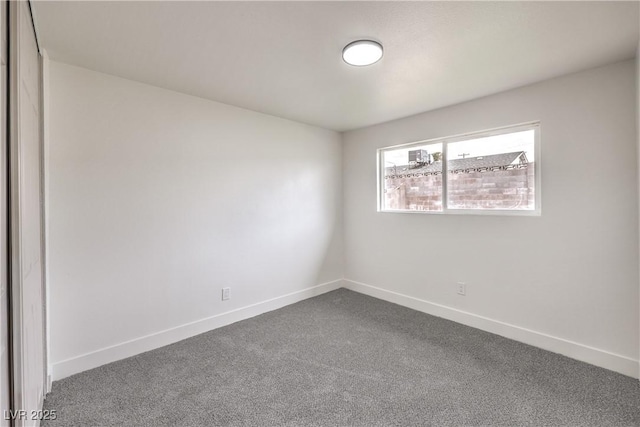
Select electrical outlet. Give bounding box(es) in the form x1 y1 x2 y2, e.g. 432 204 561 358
222 287 230 301
457 282 466 296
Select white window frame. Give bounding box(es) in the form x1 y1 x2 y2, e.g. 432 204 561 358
377 122 541 216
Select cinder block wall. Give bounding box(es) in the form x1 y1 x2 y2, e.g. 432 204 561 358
384 164 534 210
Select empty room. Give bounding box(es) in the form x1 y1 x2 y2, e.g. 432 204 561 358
1 0 640 426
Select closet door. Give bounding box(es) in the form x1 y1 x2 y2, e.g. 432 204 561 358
0 1 10 425
9 1 45 425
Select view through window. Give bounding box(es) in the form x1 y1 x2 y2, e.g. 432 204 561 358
379 124 538 214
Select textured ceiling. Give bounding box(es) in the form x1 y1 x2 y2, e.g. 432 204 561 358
32 1 639 132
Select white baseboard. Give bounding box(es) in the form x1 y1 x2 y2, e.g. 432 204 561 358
52 279 344 381
343 279 639 379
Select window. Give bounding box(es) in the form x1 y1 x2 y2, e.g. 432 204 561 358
378 122 540 215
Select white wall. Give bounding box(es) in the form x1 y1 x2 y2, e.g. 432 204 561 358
47 61 343 379
343 60 639 377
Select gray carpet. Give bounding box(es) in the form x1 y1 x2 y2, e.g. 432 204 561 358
43 289 640 426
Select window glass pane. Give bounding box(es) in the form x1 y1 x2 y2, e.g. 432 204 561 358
446 130 535 210
382 143 443 211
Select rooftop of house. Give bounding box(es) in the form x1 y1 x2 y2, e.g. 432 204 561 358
386 151 528 175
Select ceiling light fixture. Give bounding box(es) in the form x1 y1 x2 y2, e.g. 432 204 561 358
342 40 383 67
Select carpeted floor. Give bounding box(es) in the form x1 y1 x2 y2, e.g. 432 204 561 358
43 289 640 426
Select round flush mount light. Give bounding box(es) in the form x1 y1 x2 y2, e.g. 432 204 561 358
342 40 383 66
